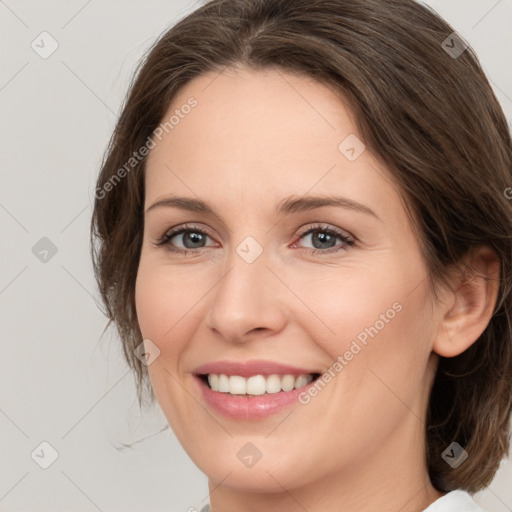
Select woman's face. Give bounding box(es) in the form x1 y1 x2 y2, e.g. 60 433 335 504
135 67 443 494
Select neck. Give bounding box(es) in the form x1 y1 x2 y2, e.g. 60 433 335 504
208 474 443 512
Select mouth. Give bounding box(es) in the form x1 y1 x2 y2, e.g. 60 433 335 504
197 372 322 396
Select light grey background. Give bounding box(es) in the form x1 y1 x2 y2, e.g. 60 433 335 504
1 1 511 511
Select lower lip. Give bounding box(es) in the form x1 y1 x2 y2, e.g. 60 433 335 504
195 376 316 419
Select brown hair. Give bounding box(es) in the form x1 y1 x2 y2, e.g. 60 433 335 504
90 0 512 493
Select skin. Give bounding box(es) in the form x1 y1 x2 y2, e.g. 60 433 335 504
135 66 500 512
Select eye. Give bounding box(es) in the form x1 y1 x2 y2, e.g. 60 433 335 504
154 222 355 255
155 224 216 254
292 224 355 254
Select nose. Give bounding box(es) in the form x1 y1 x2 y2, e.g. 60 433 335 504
205 243 288 344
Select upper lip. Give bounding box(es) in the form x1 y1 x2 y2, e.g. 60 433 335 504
194 359 321 378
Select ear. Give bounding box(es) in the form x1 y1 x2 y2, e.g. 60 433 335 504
433 245 500 358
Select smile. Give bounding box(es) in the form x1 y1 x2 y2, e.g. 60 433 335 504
202 373 320 395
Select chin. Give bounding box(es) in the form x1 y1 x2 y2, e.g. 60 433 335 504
188 443 316 493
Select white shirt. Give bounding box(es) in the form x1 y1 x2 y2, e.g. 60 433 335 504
199 490 485 511
423 490 485 511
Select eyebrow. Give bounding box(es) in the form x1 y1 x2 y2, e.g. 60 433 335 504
145 194 379 220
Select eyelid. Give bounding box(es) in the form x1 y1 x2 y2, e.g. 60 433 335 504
291 223 356 252
295 223 354 242
154 223 216 246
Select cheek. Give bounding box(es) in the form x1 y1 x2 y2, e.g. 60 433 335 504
290 256 434 391
286 263 406 350
134 257 196 412
135 263 168 340
134 253 214 365
134 257 188 355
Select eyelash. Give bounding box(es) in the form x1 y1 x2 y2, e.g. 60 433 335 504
154 223 356 256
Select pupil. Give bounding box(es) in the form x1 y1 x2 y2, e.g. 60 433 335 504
185 232 204 248
313 231 335 249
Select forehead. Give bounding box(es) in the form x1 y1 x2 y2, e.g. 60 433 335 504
148 66 356 166
144 66 402 224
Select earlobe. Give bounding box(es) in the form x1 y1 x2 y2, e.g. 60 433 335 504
432 246 500 358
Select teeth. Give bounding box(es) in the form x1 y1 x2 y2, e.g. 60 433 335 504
218 374 229 392
294 374 310 389
206 373 315 395
281 374 295 392
266 374 281 394
229 375 247 395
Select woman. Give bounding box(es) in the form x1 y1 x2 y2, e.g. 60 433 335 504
90 0 512 510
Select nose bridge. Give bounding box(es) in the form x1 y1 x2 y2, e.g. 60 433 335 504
206 233 286 341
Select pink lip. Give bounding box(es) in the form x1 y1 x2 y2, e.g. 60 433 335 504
194 375 318 419
193 359 319 378
192 360 321 420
